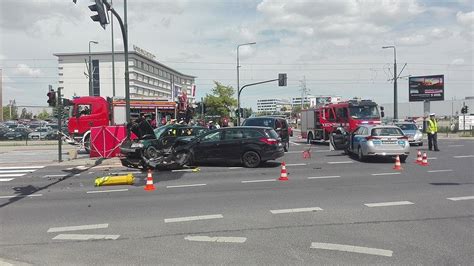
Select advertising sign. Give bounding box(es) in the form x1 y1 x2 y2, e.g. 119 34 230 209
409 75 444 102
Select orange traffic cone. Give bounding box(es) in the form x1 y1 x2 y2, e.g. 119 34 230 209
420 152 429 166
393 155 403 170
415 150 422 164
144 169 156 191
278 162 289 181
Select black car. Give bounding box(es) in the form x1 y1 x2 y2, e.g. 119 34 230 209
4 128 32 140
174 126 285 168
242 117 290 152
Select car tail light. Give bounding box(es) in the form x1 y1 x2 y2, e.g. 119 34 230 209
366 136 381 140
259 137 278 145
398 136 408 140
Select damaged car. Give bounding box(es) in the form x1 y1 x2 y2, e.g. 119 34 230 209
120 121 208 170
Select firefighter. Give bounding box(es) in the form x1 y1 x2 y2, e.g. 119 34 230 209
427 113 439 151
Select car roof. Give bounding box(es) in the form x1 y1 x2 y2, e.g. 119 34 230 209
361 125 401 129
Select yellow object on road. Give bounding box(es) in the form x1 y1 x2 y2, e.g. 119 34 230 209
192 168 200 172
95 174 134 187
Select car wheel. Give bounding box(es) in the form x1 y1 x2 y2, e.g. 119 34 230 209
399 155 407 163
357 146 365 161
284 141 289 152
145 146 158 159
307 133 314 144
242 151 261 168
84 135 91 153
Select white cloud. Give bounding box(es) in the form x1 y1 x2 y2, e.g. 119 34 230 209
397 34 429 46
451 58 465 65
456 10 474 26
14 64 42 77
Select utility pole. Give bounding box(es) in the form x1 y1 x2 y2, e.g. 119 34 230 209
57 87 63 163
111 0 116 97
300 76 307 110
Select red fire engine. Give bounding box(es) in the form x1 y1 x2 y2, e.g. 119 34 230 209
300 99 382 143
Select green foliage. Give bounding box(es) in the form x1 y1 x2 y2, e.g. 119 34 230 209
203 81 237 118
242 107 253 119
37 109 50 120
2 106 18 120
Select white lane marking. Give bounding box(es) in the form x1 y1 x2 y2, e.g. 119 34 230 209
88 172 94 174
364 201 414 207
371 173 401 176
185 236 247 243
75 166 88 170
289 141 301 146
315 150 333 153
310 242 393 257
427 169 453 173
0 169 36 173
164 214 223 223
308 175 340 179
53 234 120 241
228 167 243 169
166 184 206 188
0 166 45 170
0 194 42 199
447 196 474 201
270 207 323 214
285 163 306 166
86 189 129 194
448 145 464 147
47 223 109 233
241 179 276 183
171 169 198 172
428 157 437 160
453 155 474 158
43 174 67 178
286 151 303 154
0 173 25 177
327 161 354 164
73 174 81 177
0 178 15 182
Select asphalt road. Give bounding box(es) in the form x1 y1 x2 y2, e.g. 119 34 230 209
0 137 473 265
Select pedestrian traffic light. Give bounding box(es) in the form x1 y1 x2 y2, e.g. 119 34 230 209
278 73 287 86
89 0 108 29
47 90 56 107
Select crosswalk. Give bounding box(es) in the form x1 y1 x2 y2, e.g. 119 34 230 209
0 166 45 182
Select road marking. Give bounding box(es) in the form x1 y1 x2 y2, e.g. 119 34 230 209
286 151 303 154
371 173 401 176
241 179 276 183
52 234 120 241
166 184 206 188
310 242 393 257
228 167 243 169
88 172 94 174
448 145 464 147
171 169 198 172
428 157 437 160
285 163 306 166
427 169 453 173
0 178 15 182
453 155 474 158
43 174 67 178
164 214 223 223
184 236 247 243
327 161 354 164
364 201 414 207
0 170 36 173
447 196 474 201
0 194 42 199
0 166 45 170
86 189 129 194
73 174 81 177
0 173 25 177
47 223 109 233
289 141 301 146
270 207 323 214
308 175 340 179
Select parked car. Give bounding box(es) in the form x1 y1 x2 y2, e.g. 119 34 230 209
120 123 209 169
0 127 11 140
174 126 285 168
4 127 32 140
331 125 410 162
394 122 423 146
28 127 52 140
241 116 290 152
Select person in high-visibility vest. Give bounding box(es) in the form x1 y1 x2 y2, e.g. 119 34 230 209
427 113 440 151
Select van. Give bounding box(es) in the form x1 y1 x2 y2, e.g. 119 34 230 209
241 116 290 152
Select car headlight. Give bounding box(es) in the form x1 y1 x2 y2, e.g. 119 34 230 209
130 142 144 148
414 131 422 139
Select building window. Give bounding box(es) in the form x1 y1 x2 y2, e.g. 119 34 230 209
128 60 134 66
139 61 144 69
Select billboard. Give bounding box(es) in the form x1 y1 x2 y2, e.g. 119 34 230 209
409 75 444 102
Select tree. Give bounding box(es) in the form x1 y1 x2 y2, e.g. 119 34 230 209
203 81 237 118
242 107 253 119
37 109 50 120
2 106 18 120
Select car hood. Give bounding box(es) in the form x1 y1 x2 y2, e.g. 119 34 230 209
401 130 418 135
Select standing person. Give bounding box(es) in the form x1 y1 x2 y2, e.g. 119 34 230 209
427 113 440 151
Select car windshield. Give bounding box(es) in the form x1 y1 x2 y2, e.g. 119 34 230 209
265 129 279 139
154 126 170 138
349 105 380 119
395 124 418 130
371 127 404 136
243 118 274 127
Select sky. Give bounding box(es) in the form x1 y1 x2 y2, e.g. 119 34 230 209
0 0 473 110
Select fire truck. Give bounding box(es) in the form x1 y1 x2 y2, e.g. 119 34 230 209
64 96 180 152
301 99 382 143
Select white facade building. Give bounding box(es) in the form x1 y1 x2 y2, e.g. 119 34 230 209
54 50 196 102
291 96 315 107
257 98 290 113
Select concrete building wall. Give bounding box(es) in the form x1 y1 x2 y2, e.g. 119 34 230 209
380 99 473 118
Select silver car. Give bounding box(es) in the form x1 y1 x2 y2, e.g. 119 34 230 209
28 127 52 140
347 125 410 162
394 122 423 146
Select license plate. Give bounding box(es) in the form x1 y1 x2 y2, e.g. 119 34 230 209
382 140 397 144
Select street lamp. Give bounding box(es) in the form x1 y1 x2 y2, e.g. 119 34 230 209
237 42 256 125
382 45 397 119
89 40 99 96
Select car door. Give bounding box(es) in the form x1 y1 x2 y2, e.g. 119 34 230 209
352 126 367 151
219 129 244 162
349 126 362 151
192 130 223 163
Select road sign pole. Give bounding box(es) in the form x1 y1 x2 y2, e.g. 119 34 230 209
57 87 63 163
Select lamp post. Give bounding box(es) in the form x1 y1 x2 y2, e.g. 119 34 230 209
382 45 397 119
88 40 99 96
237 42 256 126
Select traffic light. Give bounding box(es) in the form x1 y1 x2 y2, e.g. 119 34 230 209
47 90 56 107
89 0 108 29
278 73 287 86
466 106 470 114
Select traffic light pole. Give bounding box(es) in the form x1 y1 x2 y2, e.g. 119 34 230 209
57 87 63 163
238 78 278 121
